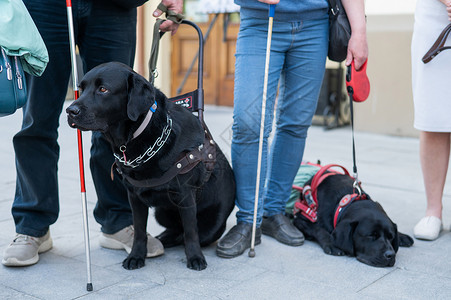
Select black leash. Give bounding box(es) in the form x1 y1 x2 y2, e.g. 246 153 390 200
346 66 362 195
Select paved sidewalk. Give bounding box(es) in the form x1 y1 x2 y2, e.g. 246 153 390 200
0 103 450 300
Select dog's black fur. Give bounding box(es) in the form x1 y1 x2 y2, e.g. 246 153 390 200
66 62 235 271
293 174 414 267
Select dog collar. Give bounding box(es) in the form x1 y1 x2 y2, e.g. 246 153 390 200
115 114 172 168
333 193 369 228
132 101 157 140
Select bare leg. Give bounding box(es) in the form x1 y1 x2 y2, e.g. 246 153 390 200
419 131 450 219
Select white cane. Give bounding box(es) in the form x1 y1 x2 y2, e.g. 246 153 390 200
65 0 93 291
249 4 276 258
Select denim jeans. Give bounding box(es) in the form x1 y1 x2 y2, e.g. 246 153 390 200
12 0 136 237
232 14 329 226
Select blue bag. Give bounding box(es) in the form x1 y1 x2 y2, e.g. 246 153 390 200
0 47 27 117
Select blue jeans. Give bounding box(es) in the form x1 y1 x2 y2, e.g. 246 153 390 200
12 0 136 237
232 14 328 226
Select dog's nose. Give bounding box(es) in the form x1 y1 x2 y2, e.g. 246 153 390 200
66 105 80 117
384 250 395 260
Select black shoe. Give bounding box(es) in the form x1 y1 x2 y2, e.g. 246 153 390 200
261 213 304 246
216 223 261 258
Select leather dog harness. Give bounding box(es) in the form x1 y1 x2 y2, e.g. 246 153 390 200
111 102 216 188
293 164 369 228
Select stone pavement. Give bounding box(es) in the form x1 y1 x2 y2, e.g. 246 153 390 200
0 103 450 300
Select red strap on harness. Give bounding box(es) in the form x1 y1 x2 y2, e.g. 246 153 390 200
310 164 350 204
293 164 351 223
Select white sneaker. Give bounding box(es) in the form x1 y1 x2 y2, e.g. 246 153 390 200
99 225 164 258
2 230 53 267
413 216 443 241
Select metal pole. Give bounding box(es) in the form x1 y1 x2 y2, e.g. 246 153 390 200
249 4 276 258
65 0 93 291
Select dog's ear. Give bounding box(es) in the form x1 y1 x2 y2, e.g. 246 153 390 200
126 72 155 121
398 232 414 248
332 219 357 256
391 222 400 253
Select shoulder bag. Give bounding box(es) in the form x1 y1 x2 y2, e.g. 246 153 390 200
327 0 351 62
0 47 26 117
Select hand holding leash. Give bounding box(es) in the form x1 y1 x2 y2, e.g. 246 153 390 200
153 0 184 35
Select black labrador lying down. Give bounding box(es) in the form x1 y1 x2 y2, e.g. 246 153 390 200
292 169 414 267
66 62 235 271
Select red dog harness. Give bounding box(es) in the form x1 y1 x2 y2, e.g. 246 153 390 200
293 164 368 228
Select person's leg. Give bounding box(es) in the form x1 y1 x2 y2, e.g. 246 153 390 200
261 17 328 245
3 0 71 266
264 17 329 216
217 15 285 258
12 0 71 238
413 131 449 240
420 131 449 218
77 0 136 234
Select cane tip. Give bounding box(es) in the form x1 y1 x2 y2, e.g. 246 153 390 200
87 283 93 292
248 249 255 257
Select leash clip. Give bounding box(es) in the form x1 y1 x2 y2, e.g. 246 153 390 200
120 145 127 164
353 179 362 196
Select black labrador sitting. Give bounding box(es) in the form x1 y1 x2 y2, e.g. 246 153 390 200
293 172 414 267
66 62 235 271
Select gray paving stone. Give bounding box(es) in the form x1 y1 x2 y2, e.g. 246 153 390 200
0 103 450 299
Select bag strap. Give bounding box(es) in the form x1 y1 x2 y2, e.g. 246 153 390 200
422 23 451 64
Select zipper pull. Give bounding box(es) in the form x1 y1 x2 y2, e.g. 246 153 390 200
14 56 23 90
6 63 12 80
1 48 13 80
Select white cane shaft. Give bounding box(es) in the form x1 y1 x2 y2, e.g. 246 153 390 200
66 6 79 91
250 17 274 252
81 192 92 284
67 5 91 287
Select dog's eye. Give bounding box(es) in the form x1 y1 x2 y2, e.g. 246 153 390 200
368 232 379 240
98 86 108 93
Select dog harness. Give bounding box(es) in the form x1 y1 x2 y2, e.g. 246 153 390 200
293 163 369 228
112 103 216 188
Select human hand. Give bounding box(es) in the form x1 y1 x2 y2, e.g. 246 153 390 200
258 0 280 4
345 32 368 70
439 0 451 20
153 0 183 35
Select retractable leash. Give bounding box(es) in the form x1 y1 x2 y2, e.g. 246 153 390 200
65 0 93 292
346 60 370 194
249 4 276 258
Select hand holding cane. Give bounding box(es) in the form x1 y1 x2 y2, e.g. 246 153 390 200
249 4 276 258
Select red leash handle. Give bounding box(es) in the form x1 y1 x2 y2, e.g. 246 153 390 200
346 60 370 102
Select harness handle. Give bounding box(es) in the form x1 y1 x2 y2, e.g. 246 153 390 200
311 164 349 191
148 18 205 122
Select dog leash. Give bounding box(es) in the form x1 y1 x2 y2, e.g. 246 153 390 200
346 60 370 195
149 4 185 84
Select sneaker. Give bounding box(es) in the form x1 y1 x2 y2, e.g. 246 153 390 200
413 216 443 241
99 225 164 258
216 223 261 258
2 230 53 267
261 213 304 246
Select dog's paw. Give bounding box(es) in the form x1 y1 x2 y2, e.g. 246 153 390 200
187 256 207 271
122 255 145 270
323 245 345 256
